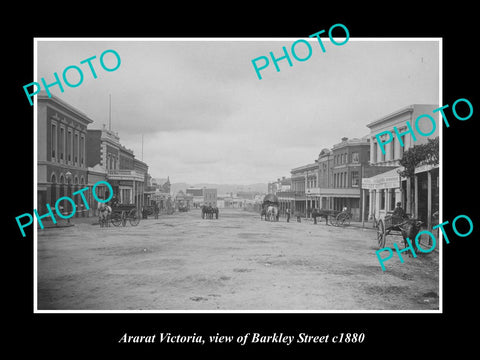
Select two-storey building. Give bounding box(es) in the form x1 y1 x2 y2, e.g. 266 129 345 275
362 104 439 228
37 93 93 217
87 125 147 212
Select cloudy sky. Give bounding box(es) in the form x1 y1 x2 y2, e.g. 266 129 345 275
36 38 439 184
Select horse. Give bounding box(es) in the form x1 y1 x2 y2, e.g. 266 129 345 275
311 209 322 224
266 205 278 222
260 207 267 220
398 219 424 253
201 205 218 219
311 209 329 225
98 204 112 228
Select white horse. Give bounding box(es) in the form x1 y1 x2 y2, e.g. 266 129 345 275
98 203 112 228
266 205 279 222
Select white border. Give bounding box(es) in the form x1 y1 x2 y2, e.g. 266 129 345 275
33 37 443 314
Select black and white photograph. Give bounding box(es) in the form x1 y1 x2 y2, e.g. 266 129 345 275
33 38 441 312
8 6 478 355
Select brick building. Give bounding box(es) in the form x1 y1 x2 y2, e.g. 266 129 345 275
203 188 217 206
37 93 93 217
86 125 147 212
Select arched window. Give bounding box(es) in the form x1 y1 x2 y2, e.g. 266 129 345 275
74 176 79 185
51 173 57 183
59 174 65 184
80 176 85 185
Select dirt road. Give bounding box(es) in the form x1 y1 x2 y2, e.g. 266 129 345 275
37 208 439 311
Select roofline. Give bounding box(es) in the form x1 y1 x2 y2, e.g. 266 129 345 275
366 104 416 129
291 162 318 172
332 138 369 149
134 158 148 167
37 92 94 124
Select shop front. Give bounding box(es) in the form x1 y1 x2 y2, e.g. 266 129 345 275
107 169 145 211
413 164 439 229
361 167 401 223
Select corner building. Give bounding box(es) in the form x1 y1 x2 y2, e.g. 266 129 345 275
363 104 439 228
37 93 93 217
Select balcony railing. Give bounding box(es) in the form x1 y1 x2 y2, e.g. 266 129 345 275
108 169 136 175
276 190 306 198
107 169 144 181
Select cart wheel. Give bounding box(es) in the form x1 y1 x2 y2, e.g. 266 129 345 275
111 212 123 227
335 213 344 226
377 219 386 248
129 209 140 226
344 214 351 226
336 213 350 226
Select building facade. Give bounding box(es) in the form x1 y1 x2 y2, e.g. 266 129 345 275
186 187 204 208
203 188 218 206
86 125 147 212
275 136 401 222
174 190 193 210
327 137 371 221
362 104 439 228
37 93 93 217
276 163 317 217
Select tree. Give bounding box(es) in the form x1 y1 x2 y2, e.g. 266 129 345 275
399 137 439 178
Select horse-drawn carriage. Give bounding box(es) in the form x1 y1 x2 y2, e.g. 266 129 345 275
261 194 279 221
311 207 352 226
376 211 423 249
110 204 140 227
142 205 156 219
178 204 189 212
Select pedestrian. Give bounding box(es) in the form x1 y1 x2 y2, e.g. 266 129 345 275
313 208 317 225
286 208 290 222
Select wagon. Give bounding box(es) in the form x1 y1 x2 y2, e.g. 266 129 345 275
110 204 140 227
142 205 156 219
376 212 420 249
262 194 279 222
178 204 189 212
312 208 352 226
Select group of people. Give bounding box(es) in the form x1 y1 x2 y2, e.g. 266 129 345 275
141 203 160 219
201 204 219 219
263 207 300 223
268 206 352 224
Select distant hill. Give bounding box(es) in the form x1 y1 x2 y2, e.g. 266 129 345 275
170 182 267 195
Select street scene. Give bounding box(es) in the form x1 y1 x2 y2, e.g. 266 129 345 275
34 39 440 312
37 208 439 311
